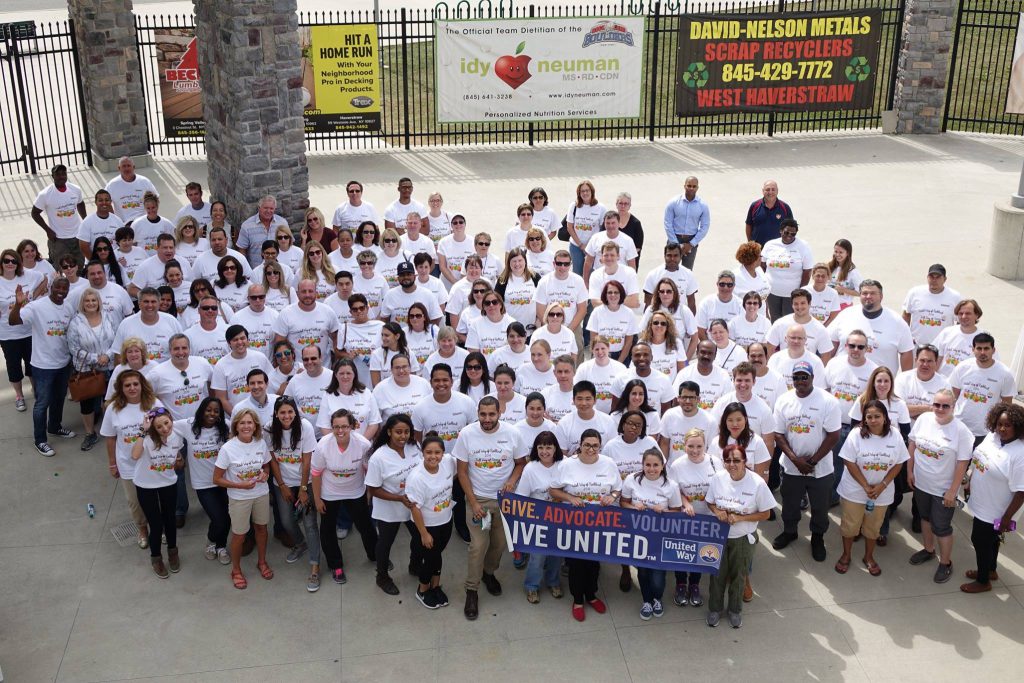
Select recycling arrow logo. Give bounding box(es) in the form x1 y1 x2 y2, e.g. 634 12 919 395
682 61 709 88
845 56 871 82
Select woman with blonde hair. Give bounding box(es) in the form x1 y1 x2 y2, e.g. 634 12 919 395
564 180 606 276
101 369 163 549
106 336 157 401
213 407 274 589
640 311 687 384
261 262 295 312
173 215 209 268
532 302 579 361
67 287 117 450
525 227 554 277
300 207 338 252
376 227 411 287
274 225 303 272
298 240 336 301
494 247 540 332
642 277 697 352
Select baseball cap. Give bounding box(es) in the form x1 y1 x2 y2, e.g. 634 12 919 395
792 360 814 377
927 264 946 277
397 262 414 275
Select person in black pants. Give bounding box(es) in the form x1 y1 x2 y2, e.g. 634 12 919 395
312 409 378 587
406 434 456 609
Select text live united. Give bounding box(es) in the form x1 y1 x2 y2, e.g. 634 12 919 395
498 492 729 572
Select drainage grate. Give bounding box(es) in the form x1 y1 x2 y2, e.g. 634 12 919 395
110 521 139 547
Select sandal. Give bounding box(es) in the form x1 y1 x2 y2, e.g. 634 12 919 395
834 557 851 574
863 559 882 577
232 569 248 590
258 562 274 580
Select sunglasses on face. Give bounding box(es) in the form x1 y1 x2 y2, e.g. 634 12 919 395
277 235 292 240
555 261 571 267
383 239 398 244
452 220 465 225
484 300 501 307
466 364 482 371
223 265 237 271
95 247 110 252
548 311 564 318
349 305 367 312
275 350 293 358
528 236 542 242
307 217 319 224
408 313 424 319
519 213 532 218
2 259 17 265
472 289 487 295
717 282 735 288
249 294 265 300
200 305 219 311
847 343 866 350
652 321 668 327
476 241 490 247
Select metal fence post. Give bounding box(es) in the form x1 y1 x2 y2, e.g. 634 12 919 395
67 19 93 168
401 7 411 150
941 0 966 132
10 37 37 174
885 0 907 112
647 2 662 141
528 3 535 147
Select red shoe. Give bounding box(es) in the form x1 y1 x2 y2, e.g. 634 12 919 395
588 597 607 614
572 604 585 622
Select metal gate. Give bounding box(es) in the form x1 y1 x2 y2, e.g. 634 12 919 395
0 20 91 176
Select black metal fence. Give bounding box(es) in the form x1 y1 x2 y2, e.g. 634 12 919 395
136 0 907 155
0 20 91 176
944 0 1024 134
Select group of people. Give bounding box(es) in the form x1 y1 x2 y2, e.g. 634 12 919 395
4 163 1022 629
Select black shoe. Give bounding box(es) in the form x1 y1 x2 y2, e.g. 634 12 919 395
912 518 922 534
482 572 502 596
772 532 798 550
416 588 440 609
432 586 450 607
175 514 186 529
376 573 399 595
464 590 479 620
811 534 827 562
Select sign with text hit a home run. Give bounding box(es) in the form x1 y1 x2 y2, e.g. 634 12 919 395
434 17 645 123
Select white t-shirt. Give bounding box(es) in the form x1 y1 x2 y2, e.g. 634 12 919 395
114 247 148 284
400 234 436 261
184 321 230 366
967 435 1024 524
848 396 911 427
327 250 359 276
674 364 732 411
515 363 555 396
551 454 622 502
265 418 318 487
133 432 185 490
909 413 974 496
951 359 1016 436
766 315 834 357
424 212 453 245
405 327 438 370
529 325 578 359
515 460 560 501
837 429 909 506
0 272 45 341
728 313 771 348
384 199 428 234
192 248 252 283
660 408 716 466
809 286 841 323
714 341 748 374
282 369 331 425
695 294 743 330
648 340 686 385
411 392 477 451
423 347 469 388
761 238 814 297
622 474 683 509
894 370 951 417
376 250 413 288
533 272 588 325
733 265 771 301
753 369 788 409
173 239 210 269
585 306 639 354
272 302 340 361
499 275 538 327
829 306 914 374
708 432 771 470
526 249 554 278
706 469 775 538
767 350 827 390
68 281 134 327
830 266 864 307
174 202 213 231
467 314 517 356
669 455 721 515
540 385 574 423
902 284 962 345
368 348 421 382
332 200 379 230
18 298 73 369
130 255 193 291
111 312 183 363
585 231 638 265
215 437 272 500
380 285 442 325
711 392 776 439
574 359 629 413
316 390 382 437
232 393 278 428
934 326 989 377
514 418 558 451
588 265 640 302
565 202 607 248
230 306 279 358
100 401 164 480
405 455 458 526
339 319 384 386
77 212 124 249
603 435 661 479
773 388 843 477
554 410 617 455
133 216 177 255
824 357 877 423
175 419 225 490
148 358 213 421
372 375 432 419
311 432 373 500
214 283 250 312
498 392 528 425
487 345 529 375
613 369 674 409
643 265 699 298
37 182 82 233
453 421 526 498
210 351 272 407
366 444 423 522
436 235 476 282
105 174 157 222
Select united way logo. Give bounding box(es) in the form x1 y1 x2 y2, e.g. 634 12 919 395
582 20 635 48
698 544 721 563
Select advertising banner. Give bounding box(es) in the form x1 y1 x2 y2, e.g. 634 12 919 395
1006 13 1024 114
435 17 645 123
156 29 203 138
498 492 728 573
675 10 882 115
304 24 382 133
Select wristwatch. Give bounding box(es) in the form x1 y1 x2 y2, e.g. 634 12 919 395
300 485 308 492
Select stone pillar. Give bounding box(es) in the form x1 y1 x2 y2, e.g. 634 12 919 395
193 0 309 229
68 0 150 168
892 0 956 134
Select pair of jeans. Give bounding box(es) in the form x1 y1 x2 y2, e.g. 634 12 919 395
195 486 230 549
637 567 667 603
135 483 177 558
524 552 561 591
273 484 321 566
674 570 702 587
709 533 758 614
31 363 70 444
569 242 586 276
320 496 377 570
415 518 453 584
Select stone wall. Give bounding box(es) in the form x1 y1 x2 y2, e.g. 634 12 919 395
893 0 956 134
192 0 309 229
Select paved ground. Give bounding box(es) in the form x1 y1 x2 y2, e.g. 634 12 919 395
2 131 1024 682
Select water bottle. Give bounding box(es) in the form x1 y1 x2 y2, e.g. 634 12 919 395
865 499 875 512
86 503 96 518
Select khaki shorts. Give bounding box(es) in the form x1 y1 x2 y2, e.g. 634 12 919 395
839 498 887 539
228 494 271 535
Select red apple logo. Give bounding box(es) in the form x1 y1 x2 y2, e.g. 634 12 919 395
495 41 532 90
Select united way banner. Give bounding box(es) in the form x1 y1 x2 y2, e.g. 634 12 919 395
675 10 882 115
498 493 728 572
435 17 645 123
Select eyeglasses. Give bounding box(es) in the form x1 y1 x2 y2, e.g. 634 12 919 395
547 311 564 318
452 220 465 225
744 300 760 306
530 195 544 200
277 235 292 240
2 259 17 265
717 282 735 288
307 217 319 224
309 251 323 257
383 238 398 244
932 402 952 409
555 261 571 267
266 270 281 277
95 247 110 253
223 265 237 271
408 313 424 319
679 395 698 401
358 261 375 267
519 213 532 218
723 458 744 464
651 321 668 327
466 364 482 371
847 343 866 350
476 241 491 247
180 370 190 387
472 289 488 295
580 442 600 450
200 305 219 311
248 294 266 300
349 305 367 312
275 350 293 359
484 299 501 307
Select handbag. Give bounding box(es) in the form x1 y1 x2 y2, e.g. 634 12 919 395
557 207 575 242
68 350 106 402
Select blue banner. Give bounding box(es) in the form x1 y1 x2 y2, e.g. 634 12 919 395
498 492 729 573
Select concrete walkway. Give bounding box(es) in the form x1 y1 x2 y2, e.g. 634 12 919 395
1 131 1024 682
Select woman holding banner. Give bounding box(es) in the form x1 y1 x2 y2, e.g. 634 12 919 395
515 430 565 604
668 428 719 607
621 448 683 620
549 428 621 622
705 444 774 629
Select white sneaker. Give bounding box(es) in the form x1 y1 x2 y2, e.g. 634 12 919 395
217 548 230 565
204 542 217 560
336 526 350 540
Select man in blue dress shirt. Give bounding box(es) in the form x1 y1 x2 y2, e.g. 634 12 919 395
663 176 711 270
